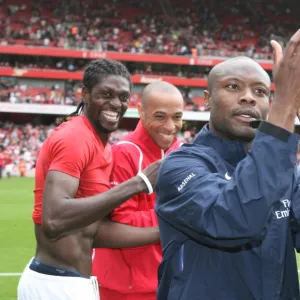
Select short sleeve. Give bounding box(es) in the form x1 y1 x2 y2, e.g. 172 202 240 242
48 132 91 178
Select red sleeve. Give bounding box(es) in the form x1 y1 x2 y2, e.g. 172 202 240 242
110 144 158 227
48 131 91 179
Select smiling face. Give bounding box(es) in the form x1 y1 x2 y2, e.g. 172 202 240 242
205 58 271 142
138 89 184 150
82 75 131 135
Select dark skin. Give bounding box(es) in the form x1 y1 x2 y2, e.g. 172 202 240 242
35 75 160 278
204 57 271 145
204 31 300 143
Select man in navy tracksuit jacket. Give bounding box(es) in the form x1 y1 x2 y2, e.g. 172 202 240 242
155 37 300 300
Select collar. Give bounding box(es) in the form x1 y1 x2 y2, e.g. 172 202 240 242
194 124 246 167
128 121 179 159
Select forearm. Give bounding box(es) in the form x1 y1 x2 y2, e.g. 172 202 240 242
43 176 146 238
92 218 160 248
267 102 297 132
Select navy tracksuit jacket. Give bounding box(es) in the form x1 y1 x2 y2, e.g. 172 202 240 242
155 122 300 300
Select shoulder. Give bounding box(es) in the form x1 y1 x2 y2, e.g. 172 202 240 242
160 143 215 177
47 120 92 157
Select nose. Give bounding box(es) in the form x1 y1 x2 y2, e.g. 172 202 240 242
239 89 257 106
163 118 176 132
110 96 122 109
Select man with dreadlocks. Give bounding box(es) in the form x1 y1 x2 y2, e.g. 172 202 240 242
17 59 161 300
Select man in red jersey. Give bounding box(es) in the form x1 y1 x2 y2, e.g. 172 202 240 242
93 81 184 300
17 59 161 300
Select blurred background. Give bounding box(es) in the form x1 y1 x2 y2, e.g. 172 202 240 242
0 0 300 298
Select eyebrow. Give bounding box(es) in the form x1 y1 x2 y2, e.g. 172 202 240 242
153 111 183 115
221 76 270 88
98 86 130 93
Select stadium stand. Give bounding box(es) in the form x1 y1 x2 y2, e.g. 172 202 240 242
0 121 198 176
0 0 298 57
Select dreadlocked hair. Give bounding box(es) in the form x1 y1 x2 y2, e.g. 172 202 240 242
56 59 132 126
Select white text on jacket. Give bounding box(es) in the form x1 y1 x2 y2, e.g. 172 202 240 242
275 199 290 219
177 173 196 192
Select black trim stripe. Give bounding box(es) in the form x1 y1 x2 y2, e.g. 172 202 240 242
258 121 291 142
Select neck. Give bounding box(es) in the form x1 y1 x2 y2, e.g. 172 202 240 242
83 110 110 146
208 120 229 141
208 121 252 152
98 132 110 146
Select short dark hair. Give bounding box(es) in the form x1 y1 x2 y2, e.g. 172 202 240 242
56 59 131 125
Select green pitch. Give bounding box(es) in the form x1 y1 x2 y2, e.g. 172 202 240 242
1 177 300 300
0 178 35 300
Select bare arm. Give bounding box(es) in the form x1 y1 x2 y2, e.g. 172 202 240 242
92 218 160 248
42 160 159 239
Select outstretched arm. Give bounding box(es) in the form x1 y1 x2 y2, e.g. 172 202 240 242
110 145 158 227
40 130 160 241
42 170 151 239
92 218 160 248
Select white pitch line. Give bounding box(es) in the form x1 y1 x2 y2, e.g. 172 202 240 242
0 273 22 276
2 271 300 277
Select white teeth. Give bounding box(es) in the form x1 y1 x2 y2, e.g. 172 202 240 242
102 110 118 117
159 133 172 140
241 114 252 118
102 110 119 122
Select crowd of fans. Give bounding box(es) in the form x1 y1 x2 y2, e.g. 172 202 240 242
0 0 298 59
0 122 52 178
1 0 290 113
0 78 205 111
0 54 209 79
0 78 81 106
0 121 198 178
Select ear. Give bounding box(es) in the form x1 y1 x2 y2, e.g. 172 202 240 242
137 103 145 120
204 90 211 110
82 87 89 104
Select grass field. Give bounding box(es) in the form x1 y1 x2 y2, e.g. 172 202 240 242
0 178 35 300
1 177 300 300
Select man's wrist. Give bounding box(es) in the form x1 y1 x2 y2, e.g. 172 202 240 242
132 175 148 194
267 102 296 133
258 121 292 142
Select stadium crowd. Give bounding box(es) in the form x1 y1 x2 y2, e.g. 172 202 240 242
0 0 297 58
0 77 204 111
1 119 300 179
0 121 197 178
0 77 81 106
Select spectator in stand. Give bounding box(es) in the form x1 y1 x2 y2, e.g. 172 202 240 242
4 152 13 179
19 158 26 177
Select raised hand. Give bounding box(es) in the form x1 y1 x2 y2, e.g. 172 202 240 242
270 39 283 79
268 30 300 132
271 30 300 110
